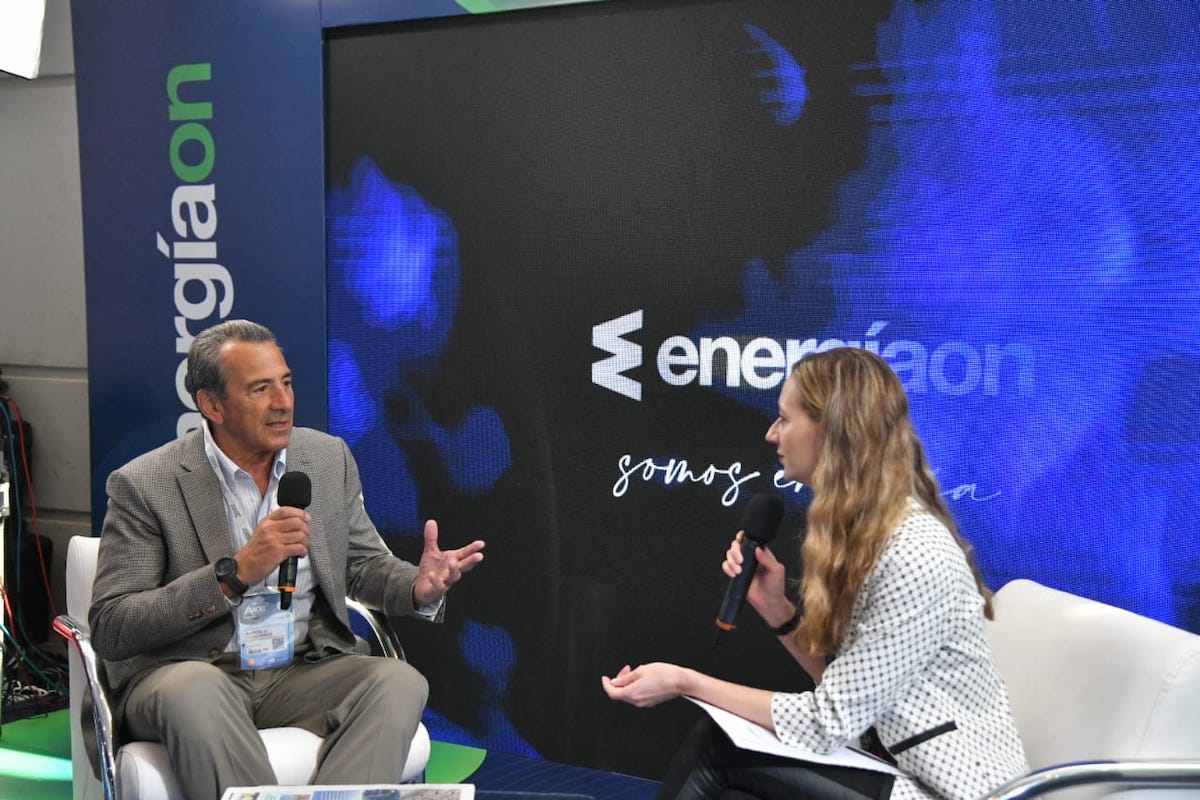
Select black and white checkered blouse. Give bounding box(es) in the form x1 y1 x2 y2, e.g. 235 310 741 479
770 503 1029 800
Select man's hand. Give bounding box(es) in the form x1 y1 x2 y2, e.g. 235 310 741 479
233 506 312 585
412 519 486 608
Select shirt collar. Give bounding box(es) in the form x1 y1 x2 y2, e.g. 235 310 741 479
201 420 288 489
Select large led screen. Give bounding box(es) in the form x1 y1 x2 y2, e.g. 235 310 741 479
325 0 1200 777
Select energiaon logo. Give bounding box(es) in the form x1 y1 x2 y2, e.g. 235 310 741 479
592 310 643 400
591 312 1033 401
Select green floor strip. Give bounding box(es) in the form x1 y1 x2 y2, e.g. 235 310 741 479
1 709 70 759
0 709 72 800
426 740 489 784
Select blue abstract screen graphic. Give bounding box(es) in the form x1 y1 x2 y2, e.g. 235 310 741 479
328 157 513 523
326 0 1200 778
744 22 808 125
327 156 532 756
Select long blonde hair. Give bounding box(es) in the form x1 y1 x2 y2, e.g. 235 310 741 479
790 348 992 654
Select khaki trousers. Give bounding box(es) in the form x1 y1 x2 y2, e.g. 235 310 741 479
124 651 428 800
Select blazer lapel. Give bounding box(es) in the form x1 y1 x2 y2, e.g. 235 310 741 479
177 430 234 562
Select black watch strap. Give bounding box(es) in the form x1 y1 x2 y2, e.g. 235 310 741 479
770 607 802 636
215 557 248 596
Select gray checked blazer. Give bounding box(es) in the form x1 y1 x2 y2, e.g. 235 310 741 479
88 426 433 722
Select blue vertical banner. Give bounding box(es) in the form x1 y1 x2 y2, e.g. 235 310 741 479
73 2 328 520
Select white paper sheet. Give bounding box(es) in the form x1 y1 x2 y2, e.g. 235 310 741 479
687 697 902 776
221 783 475 800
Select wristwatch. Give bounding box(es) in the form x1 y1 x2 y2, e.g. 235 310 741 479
215 557 248 598
770 606 802 636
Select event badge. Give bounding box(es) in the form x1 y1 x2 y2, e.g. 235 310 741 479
237 592 295 670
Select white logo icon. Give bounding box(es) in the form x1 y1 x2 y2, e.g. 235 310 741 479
592 310 643 400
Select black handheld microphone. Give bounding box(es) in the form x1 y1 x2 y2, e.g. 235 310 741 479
716 493 784 631
276 470 312 610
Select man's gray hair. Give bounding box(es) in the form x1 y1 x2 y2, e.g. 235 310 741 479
184 319 277 401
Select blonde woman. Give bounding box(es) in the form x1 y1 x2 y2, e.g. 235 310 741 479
603 348 1027 800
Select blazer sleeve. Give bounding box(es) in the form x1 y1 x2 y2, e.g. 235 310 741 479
89 465 235 662
335 436 426 618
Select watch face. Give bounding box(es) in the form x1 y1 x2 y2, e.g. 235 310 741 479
217 558 244 591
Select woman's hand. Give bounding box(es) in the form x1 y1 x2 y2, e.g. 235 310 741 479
601 663 691 707
722 533 794 627
603 662 780 731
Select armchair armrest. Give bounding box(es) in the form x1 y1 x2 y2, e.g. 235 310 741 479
345 597 407 661
979 760 1200 800
53 613 121 800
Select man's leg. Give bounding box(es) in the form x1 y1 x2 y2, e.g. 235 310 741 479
124 660 276 800
255 654 428 784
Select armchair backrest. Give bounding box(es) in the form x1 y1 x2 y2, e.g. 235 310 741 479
66 534 100 631
986 579 1200 800
63 534 107 800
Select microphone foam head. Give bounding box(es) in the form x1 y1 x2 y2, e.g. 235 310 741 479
741 493 784 544
277 470 312 509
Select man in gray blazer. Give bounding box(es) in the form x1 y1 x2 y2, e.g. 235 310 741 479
89 319 485 800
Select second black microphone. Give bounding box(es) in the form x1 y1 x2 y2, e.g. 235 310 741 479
276 470 312 610
716 493 784 631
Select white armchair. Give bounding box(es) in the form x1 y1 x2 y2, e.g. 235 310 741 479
54 535 431 800
981 579 1200 799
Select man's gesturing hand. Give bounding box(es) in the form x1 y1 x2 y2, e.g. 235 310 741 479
412 519 486 608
